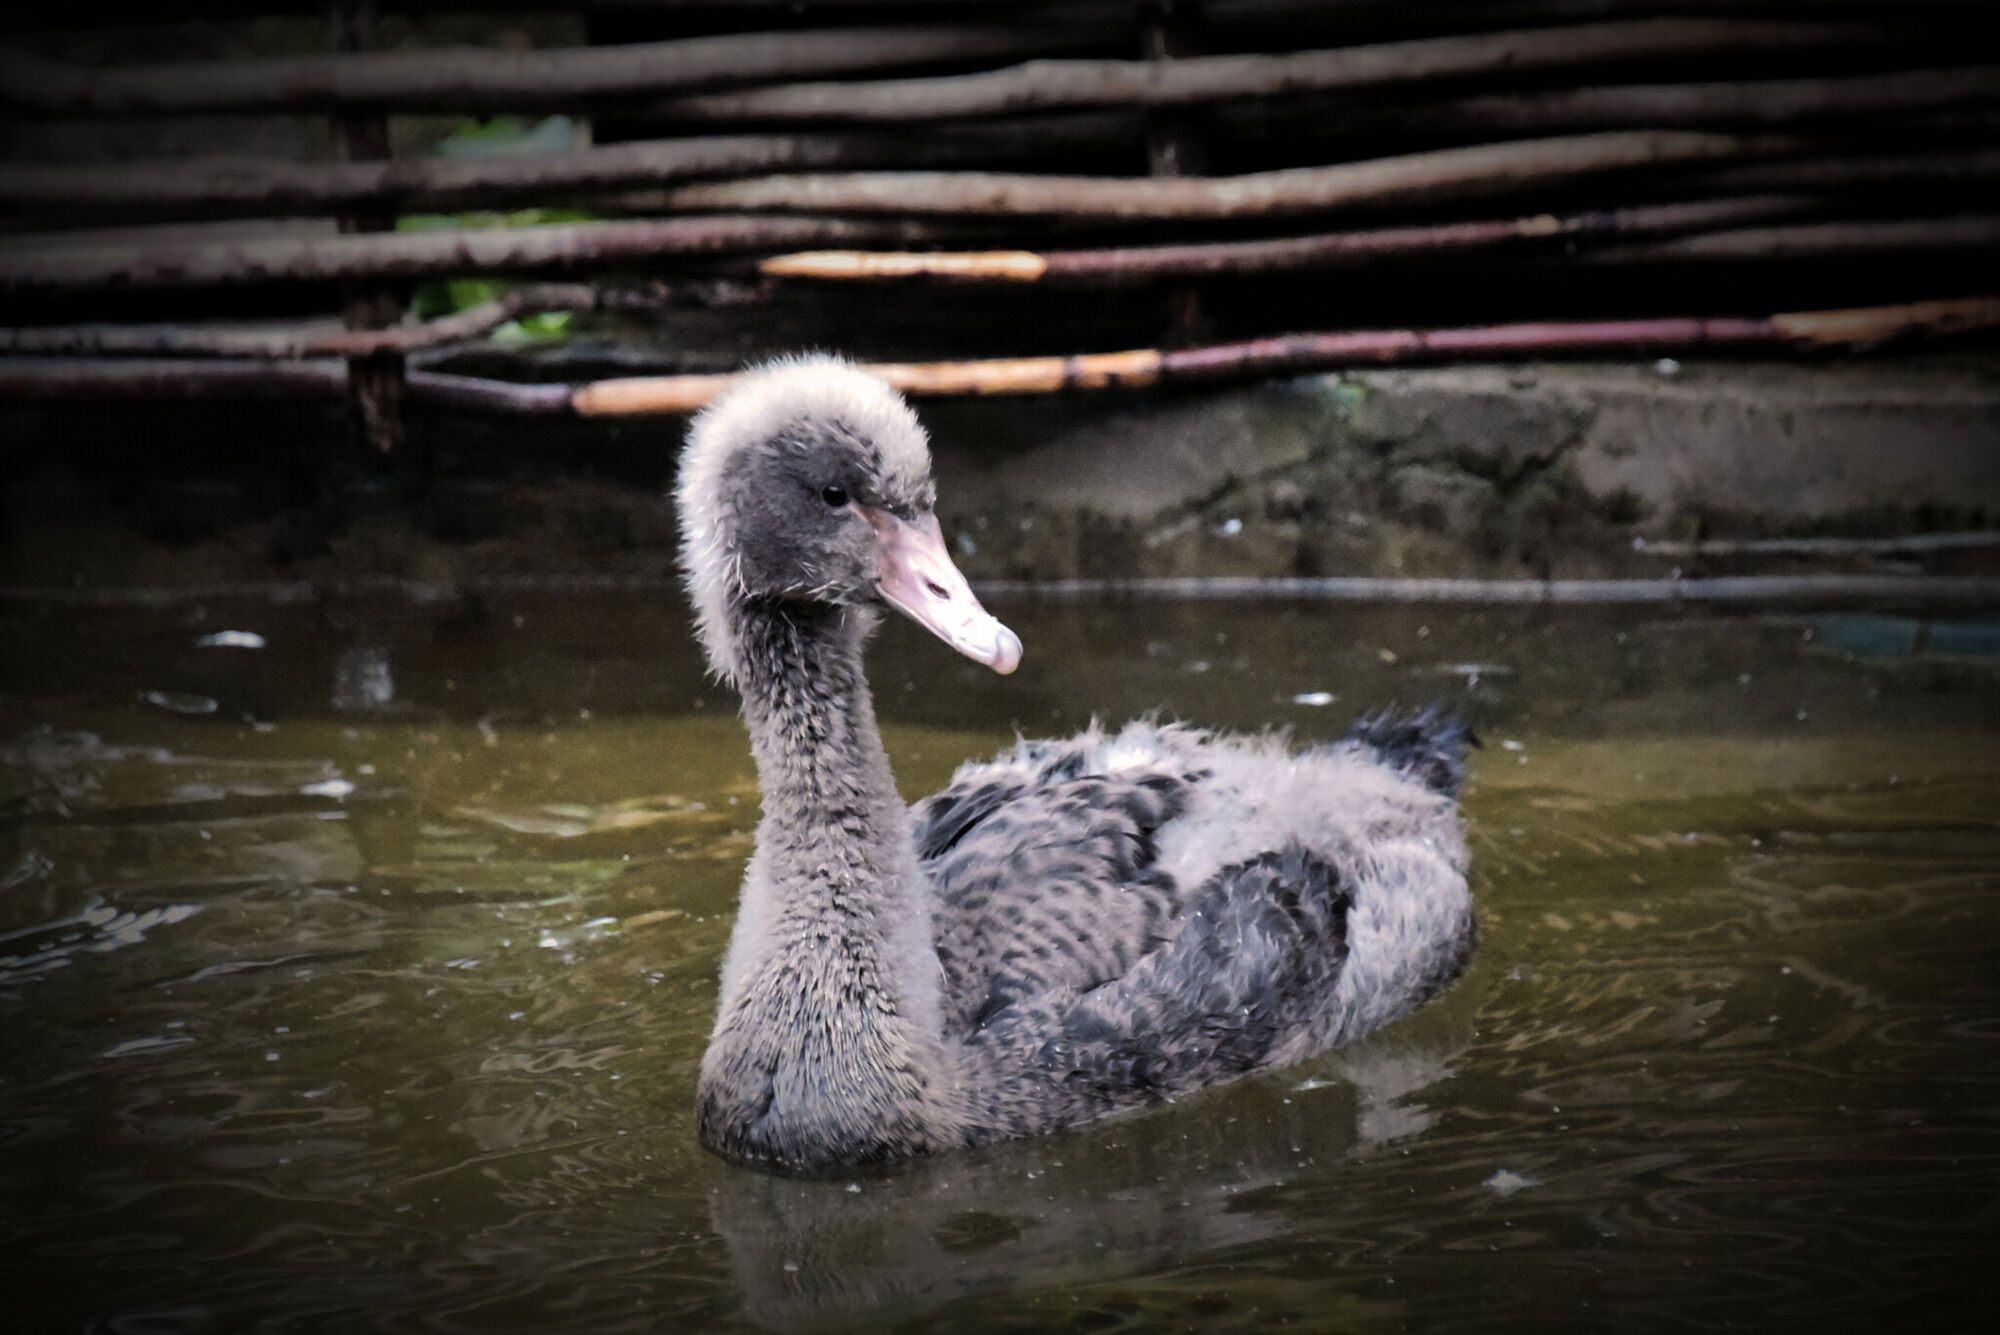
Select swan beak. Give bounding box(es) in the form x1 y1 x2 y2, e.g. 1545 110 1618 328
863 508 1022 675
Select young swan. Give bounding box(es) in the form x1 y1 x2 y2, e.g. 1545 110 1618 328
679 356 1475 1175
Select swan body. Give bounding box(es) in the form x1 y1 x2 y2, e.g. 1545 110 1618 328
678 356 1475 1175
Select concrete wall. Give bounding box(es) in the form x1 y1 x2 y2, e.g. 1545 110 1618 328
927 357 2000 582
3 357 1997 594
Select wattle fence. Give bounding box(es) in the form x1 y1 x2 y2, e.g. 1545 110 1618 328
3 0 1996 454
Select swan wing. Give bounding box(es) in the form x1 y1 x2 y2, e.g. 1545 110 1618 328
970 844 1353 1116
914 733 1202 1036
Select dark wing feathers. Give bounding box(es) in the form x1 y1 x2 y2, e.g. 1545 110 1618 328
963 845 1352 1134
912 777 1028 863
916 764 1190 1036
1040 845 1351 1101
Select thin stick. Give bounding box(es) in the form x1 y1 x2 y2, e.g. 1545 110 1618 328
1582 215 2000 262
0 25 1114 115
759 196 1823 284
10 300 1992 413
0 357 574 415
0 357 350 401
1673 147 2000 196
0 215 960 293
662 131 1801 220
1220 64 2000 144
0 283 607 357
0 133 1807 292
409 369 574 416
1771 296 2000 346
651 17 1897 123
568 298 2000 414
0 117 1145 217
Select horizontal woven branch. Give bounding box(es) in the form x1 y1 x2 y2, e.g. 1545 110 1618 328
661 131 1802 220
0 24 1113 114
653 17 1897 123
6 300 1992 410
0 215 966 292
565 298 2000 412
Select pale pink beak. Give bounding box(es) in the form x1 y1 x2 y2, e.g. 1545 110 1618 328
862 508 1022 674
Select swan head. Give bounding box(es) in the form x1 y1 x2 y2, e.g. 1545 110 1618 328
676 354 1022 684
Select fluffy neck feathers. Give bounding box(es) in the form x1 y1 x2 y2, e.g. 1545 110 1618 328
734 601 891 831
698 598 956 1169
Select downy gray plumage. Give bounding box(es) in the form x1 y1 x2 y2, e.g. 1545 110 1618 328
677 356 1475 1175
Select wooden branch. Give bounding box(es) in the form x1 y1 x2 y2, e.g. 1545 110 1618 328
0 117 1146 218
0 279 782 358
1772 295 2000 347
409 368 575 416
0 215 960 293
0 357 571 414
0 25 1117 115
1673 147 2000 196
20 202 1976 359
1220 65 2000 144
758 196 1824 284
1421 63 2000 132
0 356 350 401
568 297 2000 413
763 250 1059 283
0 133 1820 293
8 299 1993 415
1582 215 2000 263
651 18 1897 123
661 131 1801 220
10 67 1979 222
0 283 608 357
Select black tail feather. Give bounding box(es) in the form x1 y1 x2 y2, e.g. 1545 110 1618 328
1342 704 1479 797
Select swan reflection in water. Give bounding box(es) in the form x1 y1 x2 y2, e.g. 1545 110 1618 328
706 1030 1467 1330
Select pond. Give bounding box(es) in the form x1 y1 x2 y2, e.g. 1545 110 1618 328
3 593 1997 1332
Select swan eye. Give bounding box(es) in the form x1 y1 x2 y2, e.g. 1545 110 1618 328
820 484 849 508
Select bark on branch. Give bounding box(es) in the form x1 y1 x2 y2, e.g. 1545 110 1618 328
1580 215 2000 263
661 131 1802 219
567 297 2000 413
1223 64 2000 143
0 24 1115 115
758 196 1824 284
652 18 1898 123
7 299 1992 413
0 357 572 414
15 203 1982 358
0 215 959 293
0 283 609 357
0 117 1145 217
1672 146 2000 197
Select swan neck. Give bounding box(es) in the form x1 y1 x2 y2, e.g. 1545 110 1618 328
737 603 886 804
699 598 954 1168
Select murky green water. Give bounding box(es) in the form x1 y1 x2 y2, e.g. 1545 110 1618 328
3 595 1997 1332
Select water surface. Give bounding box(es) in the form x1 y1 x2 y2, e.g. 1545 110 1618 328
3 596 1997 1331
